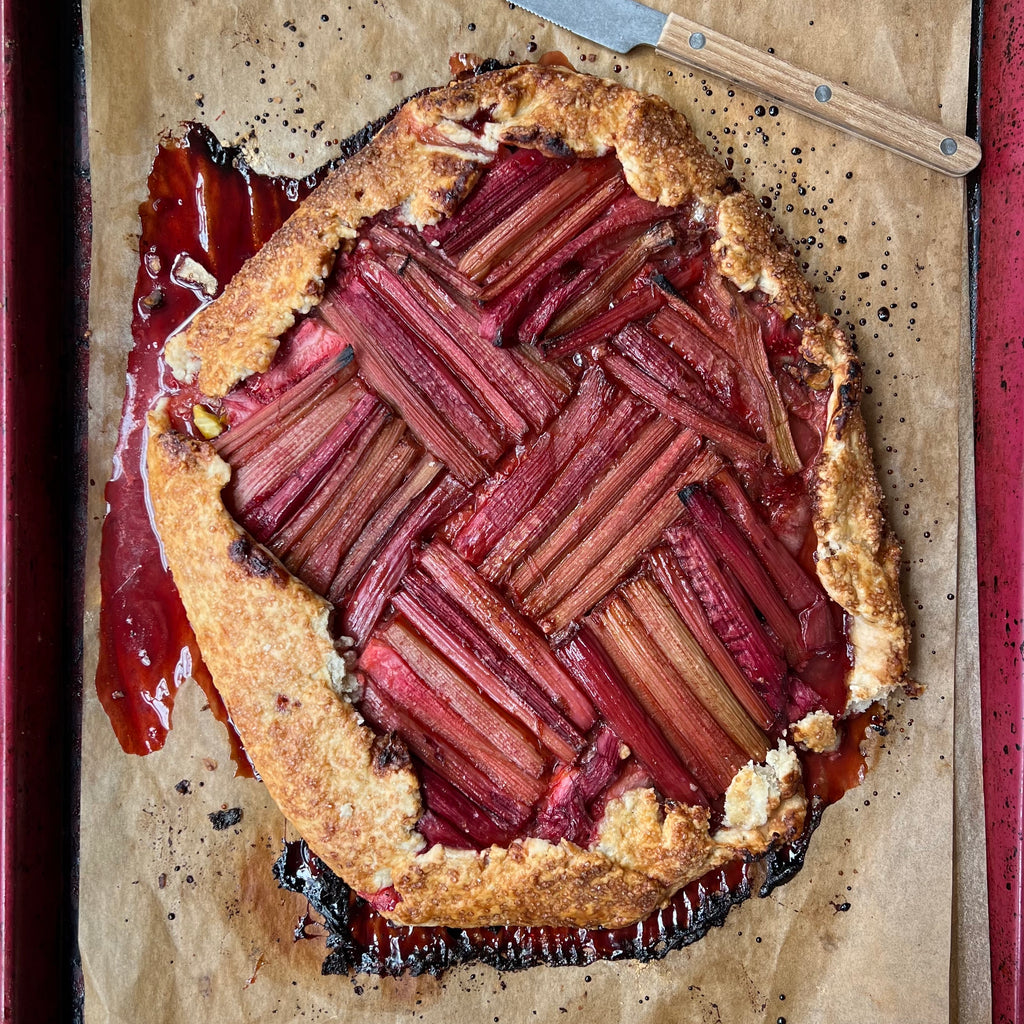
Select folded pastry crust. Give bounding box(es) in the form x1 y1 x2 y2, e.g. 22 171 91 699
147 63 909 928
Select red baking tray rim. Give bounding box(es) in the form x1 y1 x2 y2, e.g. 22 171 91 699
974 0 1024 1019
0 1 85 1021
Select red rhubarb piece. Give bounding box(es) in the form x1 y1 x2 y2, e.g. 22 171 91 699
320 287 487 484
394 569 584 758
391 579 581 763
557 629 706 804
360 641 544 811
359 674 530 830
620 576 769 762
665 523 789 715
601 349 765 465
647 547 776 731
418 542 596 731
478 393 652 584
329 455 443 601
457 365 617 565
343 474 468 644
680 484 806 665
510 415 678 598
380 619 548 780
587 596 748 796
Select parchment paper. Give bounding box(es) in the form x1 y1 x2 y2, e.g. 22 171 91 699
80 2 988 1020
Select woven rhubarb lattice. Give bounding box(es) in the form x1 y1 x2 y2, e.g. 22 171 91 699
212 142 848 853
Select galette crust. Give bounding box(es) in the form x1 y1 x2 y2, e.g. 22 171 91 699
146 63 910 928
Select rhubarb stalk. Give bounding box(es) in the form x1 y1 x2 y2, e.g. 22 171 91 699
419 542 596 730
647 547 776 730
601 350 765 465
343 474 468 644
510 416 677 597
320 287 487 484
620 576 768 761
588 597 748 795
666 522 789 714
557 628 707 804
478 394 652 583
456 365 617 565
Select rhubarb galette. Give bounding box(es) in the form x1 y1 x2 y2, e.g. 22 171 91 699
144 63 909 929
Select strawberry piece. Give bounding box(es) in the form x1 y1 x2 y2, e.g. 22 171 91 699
231 318 351 410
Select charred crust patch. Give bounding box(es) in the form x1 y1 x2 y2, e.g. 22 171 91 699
429 162 483 219
228 536 289 586
833 362 863 438
371 732 412 775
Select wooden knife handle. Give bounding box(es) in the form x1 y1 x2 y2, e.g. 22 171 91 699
656 13 980 176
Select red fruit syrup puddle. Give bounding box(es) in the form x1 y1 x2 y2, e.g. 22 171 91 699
97 122 884 974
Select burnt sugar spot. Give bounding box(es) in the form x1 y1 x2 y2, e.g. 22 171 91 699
208 807 243 831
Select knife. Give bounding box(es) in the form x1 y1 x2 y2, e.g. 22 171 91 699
508 0 981 177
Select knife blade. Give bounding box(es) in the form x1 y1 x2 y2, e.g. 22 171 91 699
509 0 980 177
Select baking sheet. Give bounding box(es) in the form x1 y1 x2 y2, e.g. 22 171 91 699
79 1 984 1020
974 0 1024 1017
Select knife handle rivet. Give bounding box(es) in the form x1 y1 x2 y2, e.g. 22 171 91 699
688 32 706 50
814 84 833 103
939 137 958 156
